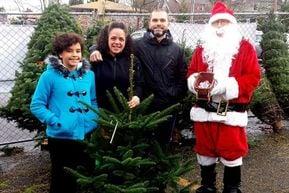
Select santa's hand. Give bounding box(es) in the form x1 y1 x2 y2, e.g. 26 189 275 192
210 80 226 96
90 50 103 62
128 96 140 108
187 73 199 94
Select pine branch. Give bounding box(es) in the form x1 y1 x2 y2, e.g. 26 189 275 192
132 143 150 151
98 108 112 121
104 184 123 193
129 181 149 188
125 187 147 193
113 87 130 111
122 149 133 159
146 115 173 129
138 159 156 167
152 103 180 121
133 94 154 114
64 167 89 179
103 156 122 165
98 119 115 128
99 163 115 170
91 174 108 184
79 101 99 115
106 90 120 113
116 146 130 154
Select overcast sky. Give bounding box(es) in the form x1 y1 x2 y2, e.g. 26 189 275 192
0 0 69 11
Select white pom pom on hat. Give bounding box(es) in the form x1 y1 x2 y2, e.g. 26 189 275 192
209 1 237 25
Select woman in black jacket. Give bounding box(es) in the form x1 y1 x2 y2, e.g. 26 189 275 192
91 22 143 111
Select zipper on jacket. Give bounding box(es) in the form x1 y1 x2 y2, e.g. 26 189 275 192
162 58 173 70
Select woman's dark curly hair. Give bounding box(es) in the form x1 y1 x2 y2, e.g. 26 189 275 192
96 22 133 57
52 32 84 56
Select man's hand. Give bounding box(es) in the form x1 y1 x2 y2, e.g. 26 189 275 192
128 96 140 109
90 50 103 62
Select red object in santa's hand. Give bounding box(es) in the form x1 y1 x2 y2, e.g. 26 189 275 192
194 72 215 101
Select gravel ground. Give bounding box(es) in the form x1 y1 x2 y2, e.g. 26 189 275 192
1 120 289 193
242 130 289 193
186 126 289 193
0 150 50 193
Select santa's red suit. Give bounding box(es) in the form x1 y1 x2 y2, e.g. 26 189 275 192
187 39 261 165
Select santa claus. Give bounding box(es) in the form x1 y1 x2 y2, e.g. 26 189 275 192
187 1 261 193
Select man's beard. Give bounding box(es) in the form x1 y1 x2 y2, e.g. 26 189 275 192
150 28 168 38
200 24 242 79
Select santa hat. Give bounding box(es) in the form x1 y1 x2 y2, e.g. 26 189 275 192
208 1 237 25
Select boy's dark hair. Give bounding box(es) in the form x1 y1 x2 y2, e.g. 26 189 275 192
52 32 84 56
96 22 133 57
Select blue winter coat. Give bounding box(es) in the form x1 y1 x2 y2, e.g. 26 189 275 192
30 56 98 140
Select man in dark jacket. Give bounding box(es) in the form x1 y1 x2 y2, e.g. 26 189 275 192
134 9 187 147
90 9 187 148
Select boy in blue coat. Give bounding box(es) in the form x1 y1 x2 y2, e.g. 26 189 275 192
30 32 98 193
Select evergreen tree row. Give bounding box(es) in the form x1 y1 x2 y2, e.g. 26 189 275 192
0 4 82 132
251 13 289 132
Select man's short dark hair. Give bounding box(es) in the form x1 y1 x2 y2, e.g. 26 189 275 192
150 8 168 20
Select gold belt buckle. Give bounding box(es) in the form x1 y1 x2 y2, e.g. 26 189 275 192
217 100 229 116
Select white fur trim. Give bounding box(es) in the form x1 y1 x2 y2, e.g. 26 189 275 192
211 95 224 103
224 77 239 100
209 13 237 25
197 154 218 166
190 107 248 127
187 73 199 94
220 157 243 167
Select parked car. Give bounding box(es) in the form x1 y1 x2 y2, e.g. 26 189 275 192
255 30 263 58
131 28 146 40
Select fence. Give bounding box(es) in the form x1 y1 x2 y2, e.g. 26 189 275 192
0 12 281 155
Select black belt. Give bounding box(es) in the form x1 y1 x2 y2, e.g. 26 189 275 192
196 100 248 113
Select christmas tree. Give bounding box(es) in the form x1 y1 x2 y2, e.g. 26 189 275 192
66 88 194 193
258 14 289 118
0 4 82 132
279 3 289 32
250 75 284 132
66 55 194 193
85 19 110 53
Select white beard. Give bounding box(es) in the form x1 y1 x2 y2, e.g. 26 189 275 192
200 24 242 81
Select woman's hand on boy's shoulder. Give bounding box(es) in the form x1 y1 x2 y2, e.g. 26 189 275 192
90 50 103 62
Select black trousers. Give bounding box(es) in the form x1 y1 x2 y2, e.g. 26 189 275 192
48 138 93 193
153 114 177 151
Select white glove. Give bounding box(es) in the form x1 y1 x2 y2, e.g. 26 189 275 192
128 96 140 108
90 50 103 62
187 73 199 94
210 79 226 96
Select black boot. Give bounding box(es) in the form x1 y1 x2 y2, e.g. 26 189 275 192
222 166 242 193
196 164 217 193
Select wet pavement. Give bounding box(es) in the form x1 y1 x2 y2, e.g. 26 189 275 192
1 115 289 193
242 129 289 193
187 118 289 193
